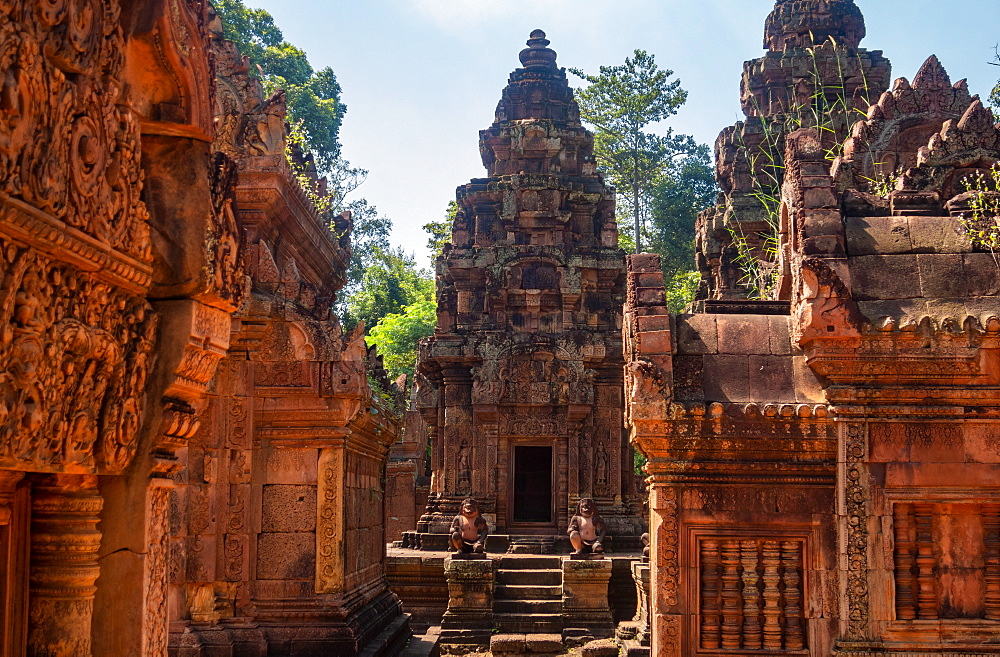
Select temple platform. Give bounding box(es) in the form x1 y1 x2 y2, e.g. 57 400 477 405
386 547 641 636
395 531 643 554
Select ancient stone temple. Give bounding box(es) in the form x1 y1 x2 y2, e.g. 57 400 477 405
624 1 1000 655
0 2 405 656
405 30 642 549
166 13 408 656
697 0 891 301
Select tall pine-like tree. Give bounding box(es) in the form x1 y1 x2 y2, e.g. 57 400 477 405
570 50 699 253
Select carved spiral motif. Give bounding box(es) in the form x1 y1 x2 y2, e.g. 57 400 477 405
70 115 104 197
35 0 67 28
68 0 99 55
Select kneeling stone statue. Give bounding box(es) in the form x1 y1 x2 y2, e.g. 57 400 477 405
450 497 488 554
568 497 606 556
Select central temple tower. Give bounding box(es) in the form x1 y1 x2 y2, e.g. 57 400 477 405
411 31 641 545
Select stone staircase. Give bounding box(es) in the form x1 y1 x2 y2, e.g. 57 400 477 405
493 556 563 634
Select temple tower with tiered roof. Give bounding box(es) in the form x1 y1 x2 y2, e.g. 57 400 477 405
408 31 643 548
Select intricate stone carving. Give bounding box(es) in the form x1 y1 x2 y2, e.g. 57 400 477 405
659 487 679 607
27 475 103 657
0 0 149 265
315 447 343 595
0 243 156 474
843 422 870 641
144 486 170 657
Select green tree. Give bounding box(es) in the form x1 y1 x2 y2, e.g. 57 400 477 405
570 50 698 252
341 198 392 290
647 147 718 279
366 299 437 381
423 201 457 260
213 0 345 171
343 247 434 333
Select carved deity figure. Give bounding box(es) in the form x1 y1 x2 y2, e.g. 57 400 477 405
457 442 471 494
450 497 488 554
595 443 608 487
568 497 607 556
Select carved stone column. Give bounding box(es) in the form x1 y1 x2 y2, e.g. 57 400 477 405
27 475 103 657
1 471 28 657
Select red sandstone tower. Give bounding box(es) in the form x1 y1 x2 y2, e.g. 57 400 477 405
407 31 643 549
697 0 891 301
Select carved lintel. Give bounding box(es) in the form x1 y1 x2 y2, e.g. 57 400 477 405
0 242 157 476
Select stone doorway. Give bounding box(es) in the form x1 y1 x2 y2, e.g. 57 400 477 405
510 445 554 528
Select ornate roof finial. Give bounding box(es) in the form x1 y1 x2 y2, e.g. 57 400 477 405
519 29 558 69
764 0 866 51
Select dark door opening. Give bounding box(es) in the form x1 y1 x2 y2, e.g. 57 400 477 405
512 445 553 524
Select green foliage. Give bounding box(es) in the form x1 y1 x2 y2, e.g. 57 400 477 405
343 247 434 333
665 270 701 314
423 201 457 260
570 50 699 253
341 198 392 289
285 122 332 214
367 299 437 381
647 147 717 279
633 449 647 477
960 164 1000 256
213 0 344 171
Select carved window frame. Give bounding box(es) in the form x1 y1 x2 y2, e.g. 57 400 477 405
883 488 1000 639
684 523 815 656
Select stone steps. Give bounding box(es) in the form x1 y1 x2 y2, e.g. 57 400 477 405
495 584 562 600
498 555 562 570
495 599 562 614
497 568 562 586
493 612 564 634
493 555 564 635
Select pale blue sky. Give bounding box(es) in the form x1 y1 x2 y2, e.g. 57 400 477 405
249 0 1000 269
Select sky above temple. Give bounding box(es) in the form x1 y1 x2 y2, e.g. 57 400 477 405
250 0 1000 269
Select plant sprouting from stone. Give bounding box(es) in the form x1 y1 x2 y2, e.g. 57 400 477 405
728 40 876 299
960 164 1000 259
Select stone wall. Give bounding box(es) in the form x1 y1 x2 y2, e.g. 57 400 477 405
0 2 406 655
625 2 1000 655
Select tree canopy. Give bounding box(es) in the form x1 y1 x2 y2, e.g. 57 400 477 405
647 147 717 279
570 50 699 253
213 0 345 172
423 201 457 261
571 49 716 312
343 246 434 334
366 299 437 382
